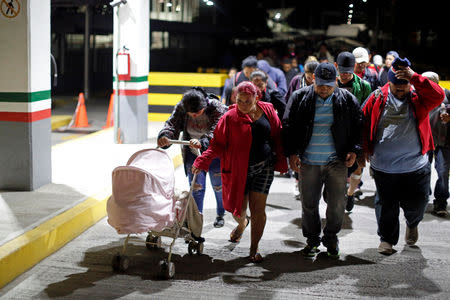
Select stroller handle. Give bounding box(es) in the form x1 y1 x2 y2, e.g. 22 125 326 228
167 139 191 146
166 139 200 157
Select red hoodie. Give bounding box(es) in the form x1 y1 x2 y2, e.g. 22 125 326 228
193 101 288 216
363 72 445 156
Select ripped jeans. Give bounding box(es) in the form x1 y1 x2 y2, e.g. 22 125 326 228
184 150 224 216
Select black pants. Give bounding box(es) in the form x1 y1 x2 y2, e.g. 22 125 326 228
372 164 431 245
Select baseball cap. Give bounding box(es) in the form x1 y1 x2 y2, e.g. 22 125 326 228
314 62 337 87
373 54 383 66
336 51 355 74
352 47 369 64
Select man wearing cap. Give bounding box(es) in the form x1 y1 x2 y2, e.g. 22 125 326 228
281 57 299 89
335 51 372 212
282 62 363 258
362 57 445 255
379 51 399 86
353 47 380 91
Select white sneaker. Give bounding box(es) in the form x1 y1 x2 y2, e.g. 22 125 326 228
378 241 393 255
405 226 418 246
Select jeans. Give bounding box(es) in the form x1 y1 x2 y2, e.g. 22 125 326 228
300 160 347 247
184 150 224 216
431 146 450 207
372 163 431 245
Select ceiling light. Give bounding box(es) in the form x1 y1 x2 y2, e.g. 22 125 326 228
349 4 354 7
206 1 214 6
275 12 281 20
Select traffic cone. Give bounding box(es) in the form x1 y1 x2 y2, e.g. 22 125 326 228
103 93 114 128
70 93 90 128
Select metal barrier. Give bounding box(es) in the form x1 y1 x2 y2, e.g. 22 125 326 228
148 72 227 122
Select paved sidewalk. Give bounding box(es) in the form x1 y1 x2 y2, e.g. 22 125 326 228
1 166 449 299
0 121 180 288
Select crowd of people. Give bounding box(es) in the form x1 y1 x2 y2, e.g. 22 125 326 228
157 45 449 262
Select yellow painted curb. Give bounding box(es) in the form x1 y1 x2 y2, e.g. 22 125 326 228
0 153 183 289
51 115 72 131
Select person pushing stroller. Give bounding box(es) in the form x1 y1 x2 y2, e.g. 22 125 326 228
157 87 228 228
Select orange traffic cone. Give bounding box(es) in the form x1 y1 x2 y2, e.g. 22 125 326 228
71 93 90 128
103 93 114 128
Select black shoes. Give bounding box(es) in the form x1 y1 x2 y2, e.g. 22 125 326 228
433 203 448 217
326 244 340 259
301 244 320 257
345 194 355 212
213 215 225 228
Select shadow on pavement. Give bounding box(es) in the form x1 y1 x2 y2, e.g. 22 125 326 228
41 236 442 299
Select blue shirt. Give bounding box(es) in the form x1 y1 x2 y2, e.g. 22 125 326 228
370 91 428 173
302 95 337 165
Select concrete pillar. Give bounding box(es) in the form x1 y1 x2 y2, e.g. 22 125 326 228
0 0 51 190
112 0 149 144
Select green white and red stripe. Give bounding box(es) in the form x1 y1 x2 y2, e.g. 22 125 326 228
0 91 51 122
113 76 148 96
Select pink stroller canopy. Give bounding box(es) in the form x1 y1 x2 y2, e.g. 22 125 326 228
107 149 177 234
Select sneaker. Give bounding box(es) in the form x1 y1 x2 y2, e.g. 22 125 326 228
433 203 448 217
345 194 355 212
378 241 394 255
213 215 224 228
300 244 320 257
405 226 418 245
353 188 363 198
326 244 340 259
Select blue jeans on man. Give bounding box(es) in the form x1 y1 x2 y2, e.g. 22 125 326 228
184 150 224 216
300 160 347 248
372 163 431 245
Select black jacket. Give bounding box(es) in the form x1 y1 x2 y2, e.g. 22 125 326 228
282 85 363 161
261 88 286 121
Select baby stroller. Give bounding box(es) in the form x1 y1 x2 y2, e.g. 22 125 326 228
107 144 204 279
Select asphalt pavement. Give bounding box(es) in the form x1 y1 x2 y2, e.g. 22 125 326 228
1 162 449 299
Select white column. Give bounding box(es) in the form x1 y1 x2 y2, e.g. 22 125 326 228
112 0 149 144
0 0 51 190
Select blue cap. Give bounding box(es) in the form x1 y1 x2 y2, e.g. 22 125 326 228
388 57 411 84
314 62 337 86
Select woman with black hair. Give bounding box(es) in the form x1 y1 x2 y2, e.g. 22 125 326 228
157 87 228 228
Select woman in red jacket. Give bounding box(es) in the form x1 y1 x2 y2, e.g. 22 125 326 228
192 81 287 263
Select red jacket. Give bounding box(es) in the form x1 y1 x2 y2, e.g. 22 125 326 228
193 101 288 216
362 72 445 156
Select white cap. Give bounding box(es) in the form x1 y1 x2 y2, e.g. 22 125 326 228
373 54 383 66
352 47 369 64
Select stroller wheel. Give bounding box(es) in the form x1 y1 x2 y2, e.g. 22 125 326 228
112 254 129 272
196 242 204 255
159 260 175 279
188 241 197 255
146 234 161 250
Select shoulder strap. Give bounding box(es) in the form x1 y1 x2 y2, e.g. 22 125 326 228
233 71 242 87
